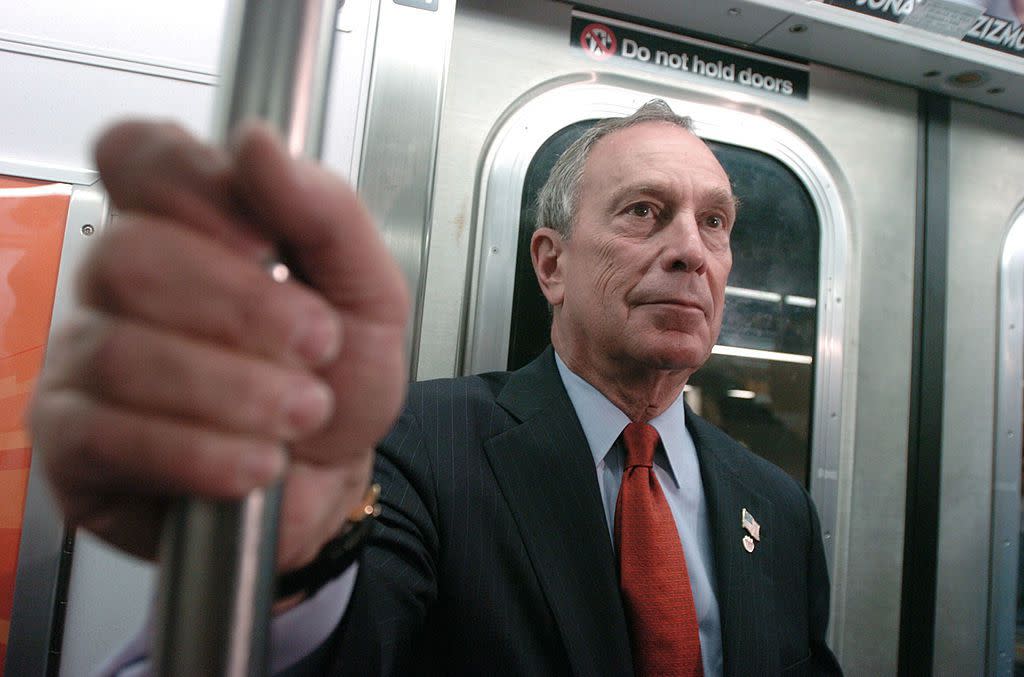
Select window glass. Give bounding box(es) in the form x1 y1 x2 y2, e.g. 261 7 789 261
509 121 820 486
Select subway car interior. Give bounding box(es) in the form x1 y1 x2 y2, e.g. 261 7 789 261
3 0 1024 674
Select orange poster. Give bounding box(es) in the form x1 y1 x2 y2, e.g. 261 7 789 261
0 175 71 673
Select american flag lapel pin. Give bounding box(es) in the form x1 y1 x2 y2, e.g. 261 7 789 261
741 508 761 552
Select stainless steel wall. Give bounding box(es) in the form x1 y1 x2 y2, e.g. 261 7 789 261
937 101 1024 675
415 2 919 674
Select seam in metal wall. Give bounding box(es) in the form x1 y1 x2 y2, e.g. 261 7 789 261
899 92 949 677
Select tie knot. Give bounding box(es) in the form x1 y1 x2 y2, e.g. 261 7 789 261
622 422 659 468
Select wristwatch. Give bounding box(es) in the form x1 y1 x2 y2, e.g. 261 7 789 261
275 483 381 601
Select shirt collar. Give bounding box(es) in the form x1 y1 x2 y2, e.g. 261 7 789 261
554 351 691 487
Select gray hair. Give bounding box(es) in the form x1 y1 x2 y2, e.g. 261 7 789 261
534 99 693 238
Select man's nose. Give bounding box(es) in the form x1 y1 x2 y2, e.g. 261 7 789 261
662 212 707 274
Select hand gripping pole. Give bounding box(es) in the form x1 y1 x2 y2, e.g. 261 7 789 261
152 2 341 675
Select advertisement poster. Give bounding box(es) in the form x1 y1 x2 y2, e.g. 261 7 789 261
823 0 1024 57
0 176 70 673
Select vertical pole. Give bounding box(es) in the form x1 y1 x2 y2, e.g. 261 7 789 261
152 2 341 675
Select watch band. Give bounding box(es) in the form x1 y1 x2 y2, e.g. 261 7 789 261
275 483 381 601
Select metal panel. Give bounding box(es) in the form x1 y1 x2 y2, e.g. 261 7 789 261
991 201 1024 676
7 182 107 677
0 0 228 75
936 100 1024 675
356 0 456 372
758 6 1024 115
418 2 919 673
0 48 215 177
571 0 793 45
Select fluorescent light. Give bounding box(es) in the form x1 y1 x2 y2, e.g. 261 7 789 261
725 286 782 303
712 345 813 364
726 389 756 399
784 294 817 308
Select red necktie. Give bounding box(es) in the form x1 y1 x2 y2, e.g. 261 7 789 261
615 422 703 677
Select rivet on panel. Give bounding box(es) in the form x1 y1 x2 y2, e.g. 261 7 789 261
789 24 808 33
81 224 95 236
728 7 741 16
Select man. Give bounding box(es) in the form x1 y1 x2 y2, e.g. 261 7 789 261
30 101 840 675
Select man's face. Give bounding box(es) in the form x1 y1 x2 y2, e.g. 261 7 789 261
544 122 735 380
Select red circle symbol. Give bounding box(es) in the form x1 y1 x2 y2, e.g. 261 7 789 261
580 23 618 61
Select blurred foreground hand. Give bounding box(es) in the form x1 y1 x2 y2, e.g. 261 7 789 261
28 120 410 573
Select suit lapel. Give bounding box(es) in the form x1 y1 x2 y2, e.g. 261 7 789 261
484 349 633 677
687 409 779 677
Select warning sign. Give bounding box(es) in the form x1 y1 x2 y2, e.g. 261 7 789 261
570 12 810 99
580 22 618 60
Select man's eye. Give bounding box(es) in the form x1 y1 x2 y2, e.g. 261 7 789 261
629 203 654 218
703 214 725 229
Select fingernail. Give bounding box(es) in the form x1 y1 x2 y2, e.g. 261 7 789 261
293 309 342 366
283 381 334 437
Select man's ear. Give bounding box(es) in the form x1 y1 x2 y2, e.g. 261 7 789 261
531 227 565 307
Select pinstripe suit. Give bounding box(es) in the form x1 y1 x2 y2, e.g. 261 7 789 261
325 347 840 676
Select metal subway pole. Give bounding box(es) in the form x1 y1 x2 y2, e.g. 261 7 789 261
152 1 341 675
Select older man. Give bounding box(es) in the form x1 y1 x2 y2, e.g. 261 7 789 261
30 101 840 675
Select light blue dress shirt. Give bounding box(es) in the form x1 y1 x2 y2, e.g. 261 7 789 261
554 353 724 677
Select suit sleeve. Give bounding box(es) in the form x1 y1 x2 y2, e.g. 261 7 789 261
323 406 441 676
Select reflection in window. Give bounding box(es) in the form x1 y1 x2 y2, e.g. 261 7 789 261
508 121 820 486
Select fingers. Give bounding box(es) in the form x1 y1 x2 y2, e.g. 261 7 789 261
33 379 288 560
79 215 342 367
230 121 410 326
45 312 334 441
34 389 287 509
224 122 411 466
94 120 270 259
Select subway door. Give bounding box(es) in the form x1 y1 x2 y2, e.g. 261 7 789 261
940 102 1024 675
414 1 918 674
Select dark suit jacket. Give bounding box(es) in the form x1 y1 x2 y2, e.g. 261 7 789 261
323 348 841 676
